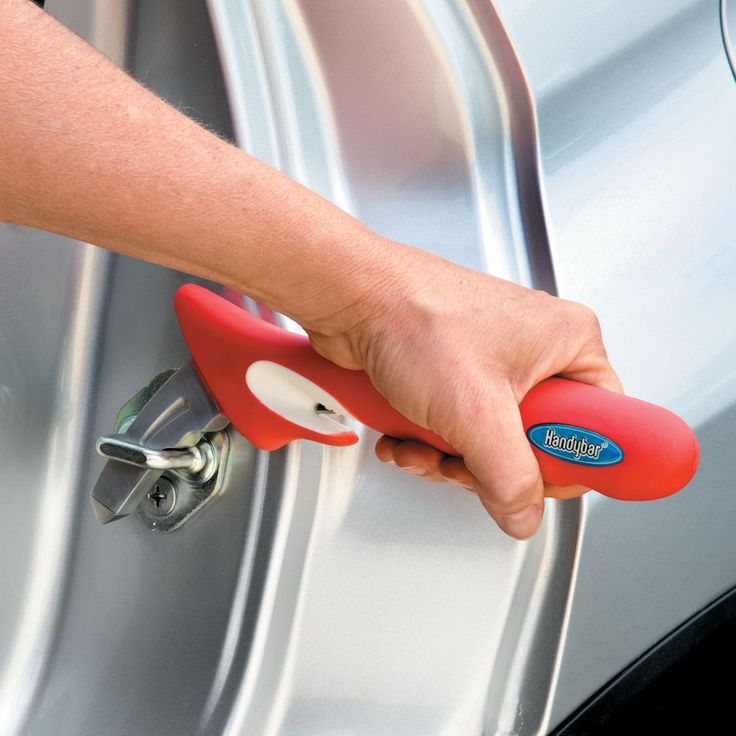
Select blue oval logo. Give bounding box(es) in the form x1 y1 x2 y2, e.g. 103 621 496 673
527 423 623 467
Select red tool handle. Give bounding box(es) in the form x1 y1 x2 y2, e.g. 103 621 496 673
175 284 699 501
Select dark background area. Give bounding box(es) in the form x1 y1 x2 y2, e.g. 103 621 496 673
553 586 736 735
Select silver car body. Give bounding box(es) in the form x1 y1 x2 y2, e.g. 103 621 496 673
1 0 734 734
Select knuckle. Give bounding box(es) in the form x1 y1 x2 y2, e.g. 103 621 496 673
579 305 603 339
394 453 420 470
560 297 597 328
427 372 489 442
489 468 541 507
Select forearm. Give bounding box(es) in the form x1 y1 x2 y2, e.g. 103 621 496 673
0 0 390 331
0 1 625 540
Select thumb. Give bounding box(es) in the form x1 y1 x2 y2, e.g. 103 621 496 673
458 385 545 540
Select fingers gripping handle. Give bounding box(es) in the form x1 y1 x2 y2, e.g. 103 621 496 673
174 284 699 502
173 284 453 453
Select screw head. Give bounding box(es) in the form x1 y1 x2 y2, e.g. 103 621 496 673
145 476 177 517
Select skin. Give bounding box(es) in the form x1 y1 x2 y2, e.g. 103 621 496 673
0 0 621 540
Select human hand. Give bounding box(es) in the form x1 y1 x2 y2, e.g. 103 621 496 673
0 0 618 541
306 238 622 541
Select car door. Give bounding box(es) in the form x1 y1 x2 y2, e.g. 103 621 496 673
493 0 736 730
1 1 733 735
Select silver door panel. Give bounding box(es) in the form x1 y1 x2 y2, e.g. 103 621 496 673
0 1 730 735
494 0 736 728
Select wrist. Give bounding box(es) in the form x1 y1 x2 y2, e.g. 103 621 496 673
295 232 417 369
281 230 398 331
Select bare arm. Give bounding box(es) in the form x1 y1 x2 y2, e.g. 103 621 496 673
0 0 621 540
0 0 384 328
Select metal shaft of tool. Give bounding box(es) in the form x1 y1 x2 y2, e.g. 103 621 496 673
97 436 207 474
90 361 228 524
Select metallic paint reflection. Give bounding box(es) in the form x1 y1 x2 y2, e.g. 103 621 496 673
723 0 736 81
2 1 733 734
494 0 736 729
